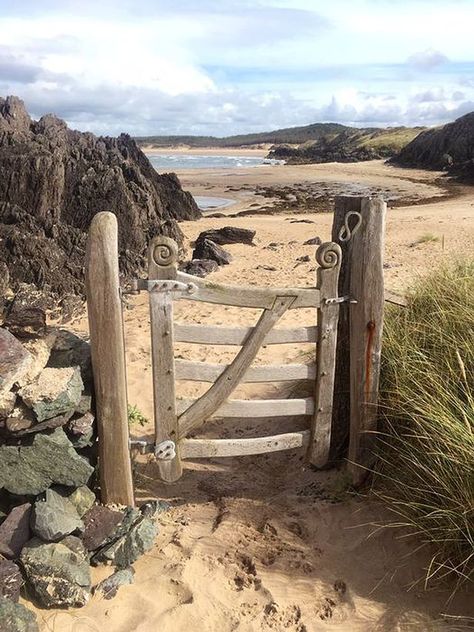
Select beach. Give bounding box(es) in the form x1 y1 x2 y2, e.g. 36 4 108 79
29 158 474 632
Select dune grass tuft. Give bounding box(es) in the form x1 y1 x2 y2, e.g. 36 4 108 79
373 260 474 588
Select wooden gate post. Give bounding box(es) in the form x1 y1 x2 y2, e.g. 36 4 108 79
330 196 364 460
86 212 134 506
348 197 386 486
148 236 183 483
308 242 342 467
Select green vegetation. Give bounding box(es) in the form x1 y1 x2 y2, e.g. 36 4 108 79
127 404 148 427
374 260 474 588
415 233 440 245
356 126 424 153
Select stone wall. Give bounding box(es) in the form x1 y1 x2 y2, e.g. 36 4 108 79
0 285 166 630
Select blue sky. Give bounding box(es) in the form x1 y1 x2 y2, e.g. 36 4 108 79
0 0 473 135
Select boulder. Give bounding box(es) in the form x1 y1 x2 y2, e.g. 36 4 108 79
0 503 31 559
93 567 135 600
65 486 96 518
66 412 95 448
32 489 84 541
0 596 39 632
0 428 94 495
20 536 91 608
0 328 31 392
192 239 232 266
6 410 73 437
92 514 157 568
47 330 92 388
181 259 218 278
16 333 57 388
0 560 23 602
3 285 50 340
81 505 125 552
196 227 256 246
19 366 83 422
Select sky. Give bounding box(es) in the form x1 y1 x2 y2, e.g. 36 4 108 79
0 0 473 136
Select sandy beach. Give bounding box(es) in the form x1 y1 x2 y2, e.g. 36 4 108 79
34 160 474 631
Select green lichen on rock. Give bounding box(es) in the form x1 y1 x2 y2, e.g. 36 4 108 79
19 366 83 422
0 428 93 495
0 596 39 632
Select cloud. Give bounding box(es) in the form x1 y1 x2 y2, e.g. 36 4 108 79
407 48 449 71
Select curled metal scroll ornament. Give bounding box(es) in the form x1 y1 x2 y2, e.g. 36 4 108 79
315 241 342 269
152 238 178 267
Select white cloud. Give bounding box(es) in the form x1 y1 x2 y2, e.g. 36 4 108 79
407 48 449 71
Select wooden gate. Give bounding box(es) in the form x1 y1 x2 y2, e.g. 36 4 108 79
127 235 342 483
86 196 386 505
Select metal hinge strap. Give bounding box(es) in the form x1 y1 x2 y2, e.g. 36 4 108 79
324 296 358 305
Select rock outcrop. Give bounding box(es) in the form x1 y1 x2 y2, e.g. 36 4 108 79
0 96 201 300
391 111 474 180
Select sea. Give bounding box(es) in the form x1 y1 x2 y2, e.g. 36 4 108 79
145 153 283 170
145 151 284 211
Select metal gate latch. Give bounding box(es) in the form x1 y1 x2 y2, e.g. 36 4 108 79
155 440 176 461
123 279 197 296
129 439 176 461
324 296 358 305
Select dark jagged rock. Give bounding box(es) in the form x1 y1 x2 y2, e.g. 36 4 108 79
0 503 31 559
93 567 135 600
32 489 84 542
20 536 91 608
0 560 23 602
46 330 92 388
0 328 31 392
303 236 322 246
180 259 219 277
66 411 95 448
391 111 474 180
0 95 200 302
193 239 232 266
0 596 39 632
92 514 157 568
0 428 94 495
196 227 256 246
3 285 50 339
81 505 125 552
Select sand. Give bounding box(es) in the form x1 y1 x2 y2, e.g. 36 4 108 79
33 160 474 631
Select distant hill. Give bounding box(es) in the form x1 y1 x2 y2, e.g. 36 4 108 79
391 112 474 180
268 127 423 164
136 122 349 148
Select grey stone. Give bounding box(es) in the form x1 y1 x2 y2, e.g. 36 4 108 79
0 328 31 392
0 596 39 632
66 486 96 518
81 505 125 552
196 227 256 246
0 428 94 495
181 259 218 278
19 366 83 422
93 567 135 600
303 236 322 246
47 330 92 387
66 411 95 448
20 536 91 608
0 503 32 559
192 239 232 266
296 254 311 262
16 333 56 388
75 395 92 415
0 560 24 602
3 285 49 340
32 489 84 541
7 410 73 437
0 391 16 417
139 500 170 519
92 515 157 569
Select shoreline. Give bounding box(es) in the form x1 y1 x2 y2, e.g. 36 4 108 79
141 145 270 157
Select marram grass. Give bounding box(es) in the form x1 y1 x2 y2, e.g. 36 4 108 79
373 260 474 588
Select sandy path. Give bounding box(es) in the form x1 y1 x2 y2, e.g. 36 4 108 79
35 162 474 631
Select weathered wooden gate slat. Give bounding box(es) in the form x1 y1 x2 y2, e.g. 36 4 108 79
176 271 320 309
177 397 314 418
181 430 310 459
175 360 316 382
174 323 318 345
178 296 296 436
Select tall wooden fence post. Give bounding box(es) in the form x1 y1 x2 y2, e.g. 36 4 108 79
330 196 364 460
86 212 135 506
348 197 386 486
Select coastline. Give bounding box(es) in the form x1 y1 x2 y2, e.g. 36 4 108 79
141 145 270 157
